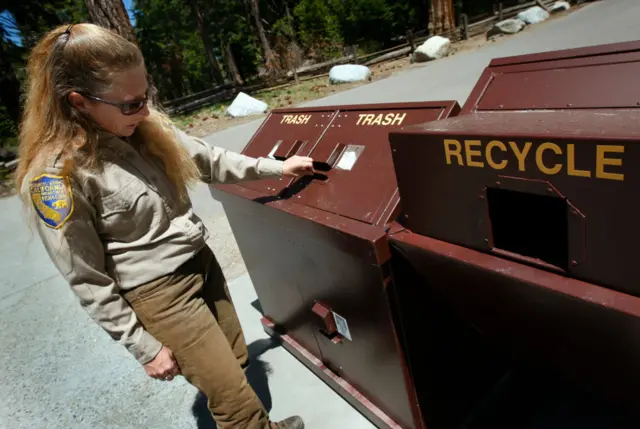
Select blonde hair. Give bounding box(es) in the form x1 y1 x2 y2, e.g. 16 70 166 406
16 23 199 201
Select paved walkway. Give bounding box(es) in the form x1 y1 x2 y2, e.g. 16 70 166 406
2 1 640 428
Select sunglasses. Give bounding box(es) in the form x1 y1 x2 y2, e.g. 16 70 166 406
80 92 149 116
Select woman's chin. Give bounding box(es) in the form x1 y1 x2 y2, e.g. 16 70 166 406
119 124 137 136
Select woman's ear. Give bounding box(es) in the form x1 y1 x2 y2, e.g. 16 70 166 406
68 91 88 113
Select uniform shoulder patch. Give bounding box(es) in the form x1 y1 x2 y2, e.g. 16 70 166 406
29 173 74 229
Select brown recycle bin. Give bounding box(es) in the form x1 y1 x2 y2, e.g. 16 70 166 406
210 101 473 429
388 40 640 424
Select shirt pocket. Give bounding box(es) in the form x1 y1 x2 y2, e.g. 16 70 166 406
97 179 161 242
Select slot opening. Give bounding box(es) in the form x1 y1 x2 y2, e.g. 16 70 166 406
487 187 569 271
312 161 332 172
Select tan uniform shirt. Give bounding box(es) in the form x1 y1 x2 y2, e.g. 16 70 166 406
22 128 283 364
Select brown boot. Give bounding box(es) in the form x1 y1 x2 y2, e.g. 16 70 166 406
275 416 304 429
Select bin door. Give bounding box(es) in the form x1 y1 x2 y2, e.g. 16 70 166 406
239 110 337 196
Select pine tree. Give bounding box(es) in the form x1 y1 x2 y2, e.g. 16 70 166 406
85 0 137 43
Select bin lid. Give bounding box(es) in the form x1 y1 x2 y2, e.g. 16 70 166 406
389 108 640 296
285 101 460 226
461 40 640 114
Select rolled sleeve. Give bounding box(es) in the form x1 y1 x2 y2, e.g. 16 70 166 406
26 173 162 365
174 127 284 184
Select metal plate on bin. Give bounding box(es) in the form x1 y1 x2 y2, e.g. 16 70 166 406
461 40 640 114
389 109 640 297
389 230 640 412
289 102 459 226
238 109 336 195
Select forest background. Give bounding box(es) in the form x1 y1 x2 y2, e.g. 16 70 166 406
0 0 527 155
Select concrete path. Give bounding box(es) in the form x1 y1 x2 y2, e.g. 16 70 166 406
2 1 640 428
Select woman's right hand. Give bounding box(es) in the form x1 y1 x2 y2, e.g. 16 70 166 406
144 346 181 381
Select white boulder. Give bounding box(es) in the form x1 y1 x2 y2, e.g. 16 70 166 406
488 18 526 38
551 1 571 13
226 92 269 118
412 36 451 63
329 64 372 84
517 6 550 24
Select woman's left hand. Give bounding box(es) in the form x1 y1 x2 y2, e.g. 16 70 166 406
283 156 315 177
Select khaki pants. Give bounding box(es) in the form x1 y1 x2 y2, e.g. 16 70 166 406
123 246 276 429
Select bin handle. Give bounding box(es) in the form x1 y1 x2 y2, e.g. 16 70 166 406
311 301 343 344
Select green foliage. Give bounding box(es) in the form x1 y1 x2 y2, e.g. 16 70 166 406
338 0 394 51
293 0 343 60
0 105 17 149
199 0 263 79
0 0 470 137
134 0 212 100
0 0 89 149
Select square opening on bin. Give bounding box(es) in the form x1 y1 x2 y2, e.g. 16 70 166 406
335 145 365 171
486 187 569 271
267 140 282 159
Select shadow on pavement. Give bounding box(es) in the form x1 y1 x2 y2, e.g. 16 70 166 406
191 337 282 429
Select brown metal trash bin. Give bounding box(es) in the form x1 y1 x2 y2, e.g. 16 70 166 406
210 101 460 429
388 40 640 413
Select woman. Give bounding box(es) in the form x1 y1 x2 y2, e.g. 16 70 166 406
16 23 312 429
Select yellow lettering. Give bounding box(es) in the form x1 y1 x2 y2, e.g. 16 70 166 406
508 141 532 172
391 113 406 126
596 145 624 181
280 114 312 125
444 139 463 166
486 140 507 170
356 112 407 126
383 113 395 126
363 114 375 125
536 142 563 175
567 144 591 178
465 140 484 168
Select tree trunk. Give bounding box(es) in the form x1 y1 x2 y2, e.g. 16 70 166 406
224 42 244 87
168 48 184 100
188 0 224 85
247 0 277 74
429 0 456 35
84 0 166 106
84 0 137 44
284 3 299 83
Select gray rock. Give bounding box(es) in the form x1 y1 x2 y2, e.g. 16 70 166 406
328 64 372 84
225 92 268 118
551 1 571 13
412 36 451 63
517 6 550 24
487 18 527 39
